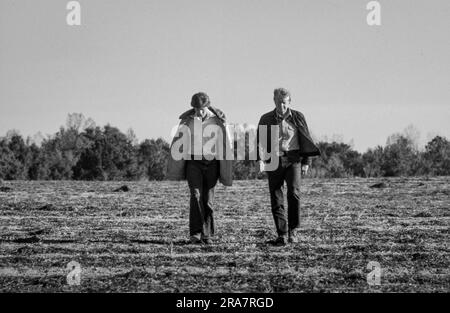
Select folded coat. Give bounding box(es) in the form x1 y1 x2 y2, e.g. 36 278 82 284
166 106 233 186
257 108 321 165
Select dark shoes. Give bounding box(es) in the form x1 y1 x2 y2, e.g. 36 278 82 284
190 235 212 245
272 230 299 246
202 238 212 245
190 235 202 244
274 235 287 246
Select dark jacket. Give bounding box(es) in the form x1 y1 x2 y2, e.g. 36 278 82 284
166 106 233 186
257 108 321 165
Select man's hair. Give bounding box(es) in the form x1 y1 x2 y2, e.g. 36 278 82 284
273 88 291 101
191 92 211 109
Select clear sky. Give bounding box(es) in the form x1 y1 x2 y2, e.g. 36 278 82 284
1 0 449 152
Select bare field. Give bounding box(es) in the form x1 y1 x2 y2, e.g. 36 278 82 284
0 177 449 292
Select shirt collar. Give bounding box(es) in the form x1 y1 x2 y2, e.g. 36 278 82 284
274 107 292 122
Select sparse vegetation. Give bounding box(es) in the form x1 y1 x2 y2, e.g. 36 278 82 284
0 177 448 292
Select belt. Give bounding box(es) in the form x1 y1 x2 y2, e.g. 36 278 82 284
189 155 217 161
277 150 300 157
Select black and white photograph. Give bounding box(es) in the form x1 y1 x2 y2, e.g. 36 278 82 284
0 0 449 303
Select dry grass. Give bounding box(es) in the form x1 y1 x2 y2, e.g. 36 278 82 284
0 177 449 292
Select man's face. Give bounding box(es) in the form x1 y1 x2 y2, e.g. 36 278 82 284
274 96 290 115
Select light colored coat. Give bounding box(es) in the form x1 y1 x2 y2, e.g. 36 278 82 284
166 107 233 186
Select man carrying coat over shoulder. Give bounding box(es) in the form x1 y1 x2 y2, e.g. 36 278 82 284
257 88 321 246
167 92 233 245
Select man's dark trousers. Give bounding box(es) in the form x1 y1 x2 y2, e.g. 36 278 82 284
267 158 302 236
186 159 219 239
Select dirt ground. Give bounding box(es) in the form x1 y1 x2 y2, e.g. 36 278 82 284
0 177 448 292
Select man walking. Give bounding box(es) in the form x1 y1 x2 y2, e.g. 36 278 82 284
167 92 232 244
257 88 321 246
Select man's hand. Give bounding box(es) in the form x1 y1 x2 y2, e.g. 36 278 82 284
258 161 265 173
301 164 309 176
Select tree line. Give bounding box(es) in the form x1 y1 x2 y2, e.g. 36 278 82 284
0 114 169 181
0 114 449 180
